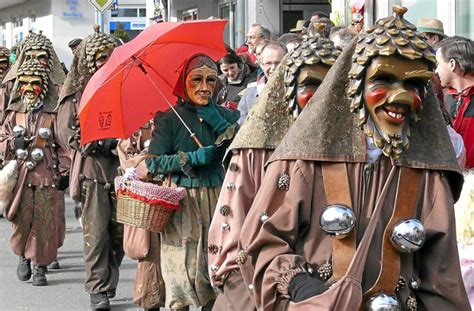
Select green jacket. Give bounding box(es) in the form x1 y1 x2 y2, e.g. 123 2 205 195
146 101 239 188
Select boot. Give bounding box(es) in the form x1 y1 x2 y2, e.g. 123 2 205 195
90 292 110 310
106 289 116 299
32 265 47 286
47 260 60 270
16 256 31 281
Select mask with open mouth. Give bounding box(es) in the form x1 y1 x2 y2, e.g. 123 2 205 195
348 6 435 158
16 59 48 111
0 47 10 80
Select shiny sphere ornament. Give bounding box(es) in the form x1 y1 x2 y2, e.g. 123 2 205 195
13 125 26 138
38 128 52 139
143 139 151 149
319 204 356 239
365 292 401 311
25 161 36 170
390 219 426 253
15 149 28 160
31 148 44 161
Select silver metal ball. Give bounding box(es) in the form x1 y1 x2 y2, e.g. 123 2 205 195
15 149 28 160
319 204 356 239
365 292 401 311
38 128 52 139
30 148 44 162
390 219 426 253
13 125 25 138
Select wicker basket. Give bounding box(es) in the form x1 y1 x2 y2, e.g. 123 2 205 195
115 176 186 232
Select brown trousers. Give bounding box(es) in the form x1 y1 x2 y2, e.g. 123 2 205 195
81 180 124 294
10 186 63 266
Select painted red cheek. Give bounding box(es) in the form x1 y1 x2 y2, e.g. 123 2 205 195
33 85 42 95
298 90 315 107
366 88 388 106
410 91 422 110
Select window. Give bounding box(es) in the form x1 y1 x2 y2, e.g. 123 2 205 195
30 14 36 23
111 8 139 18
182 8 198 21
456 0 474 38
139 8 146 17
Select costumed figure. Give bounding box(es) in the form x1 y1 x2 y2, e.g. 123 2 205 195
239 6 471 310
2 30 66 125
56 28 122 310
0 46 11 129
208 25 340 311
116 122 166 310
145 54 240 310
0 59 70 286
2 30 67 270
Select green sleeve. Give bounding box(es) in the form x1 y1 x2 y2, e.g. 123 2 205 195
146 111 183 174
217 105 240 124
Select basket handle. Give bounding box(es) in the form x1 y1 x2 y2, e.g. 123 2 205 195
138 154 172 187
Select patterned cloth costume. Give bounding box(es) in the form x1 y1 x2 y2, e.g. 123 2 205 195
0 59 70 285
238 7 470 310
146 54 239 310
208 28 340 311
56 29 124 307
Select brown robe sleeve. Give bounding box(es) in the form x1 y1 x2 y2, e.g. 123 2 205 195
239 159 316 310
208 148 272 288
52 113 71 176
414 172 471 310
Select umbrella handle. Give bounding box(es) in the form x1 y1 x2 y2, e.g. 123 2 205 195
190 133 203 148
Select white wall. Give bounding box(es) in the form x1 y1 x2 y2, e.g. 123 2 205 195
51 0 96 68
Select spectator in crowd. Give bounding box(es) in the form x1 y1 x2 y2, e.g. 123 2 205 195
237 42 287 124
289 20 309 36
217 52 257 109
278 32 303 52
329 26 357 50
68 38 83 55
435 36 474 168
310 11 330 22
417 17 446 46
245 24 271 56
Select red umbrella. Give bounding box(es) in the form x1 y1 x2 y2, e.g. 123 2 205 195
78 19 228 145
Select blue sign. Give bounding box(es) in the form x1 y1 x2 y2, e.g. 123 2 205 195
110 21 131 30
131 22 146 30
63 0 83 19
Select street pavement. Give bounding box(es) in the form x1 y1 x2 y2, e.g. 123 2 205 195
0 196 140 311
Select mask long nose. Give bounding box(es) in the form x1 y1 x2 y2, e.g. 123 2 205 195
387 88 414 106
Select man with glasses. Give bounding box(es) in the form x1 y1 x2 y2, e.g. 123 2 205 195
237 42 287 124
246 24 271 56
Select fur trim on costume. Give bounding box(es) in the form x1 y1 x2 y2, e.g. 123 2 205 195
0 160 19 214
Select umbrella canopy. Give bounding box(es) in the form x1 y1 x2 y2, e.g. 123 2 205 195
79 19 228 145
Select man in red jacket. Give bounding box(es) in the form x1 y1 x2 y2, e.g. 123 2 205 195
436 36 474 168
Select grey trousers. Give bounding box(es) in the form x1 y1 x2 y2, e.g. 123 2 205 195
81 180 124 294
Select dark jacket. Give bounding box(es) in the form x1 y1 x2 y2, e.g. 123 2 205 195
217 64 257 105
147 101 239 187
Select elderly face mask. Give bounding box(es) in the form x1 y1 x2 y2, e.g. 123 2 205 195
94 47 113 71
185 65 218 106
18 75 43 108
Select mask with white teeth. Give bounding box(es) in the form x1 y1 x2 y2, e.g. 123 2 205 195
347 5 435 158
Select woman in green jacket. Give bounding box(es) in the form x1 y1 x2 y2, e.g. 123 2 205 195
146 54 239 311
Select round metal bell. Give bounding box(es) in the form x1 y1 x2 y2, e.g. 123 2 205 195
13 125 25 138
38 128 52 139
143 139 151 149
15 149 28 160
319 204 356 239
25 161 36 170
365 293 401 311
31 148 44 162
390 219 426 253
